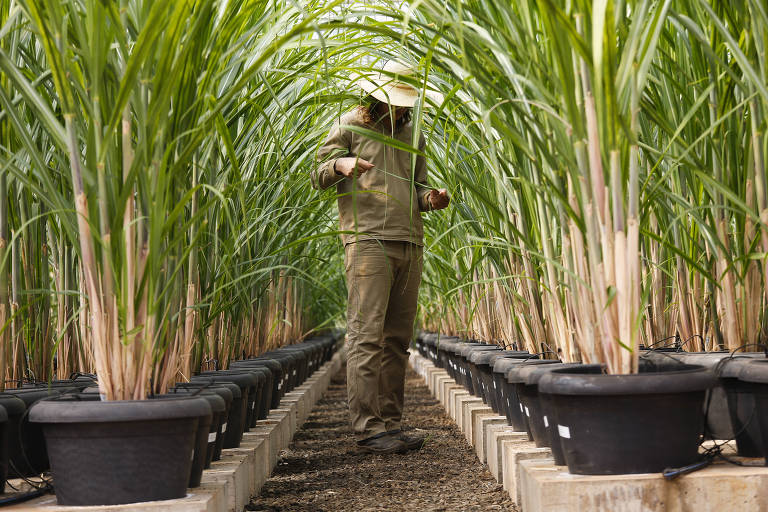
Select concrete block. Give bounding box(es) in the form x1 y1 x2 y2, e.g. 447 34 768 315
474 414 508 463
260 410 291 449
424 367 442 392
206 451 251 512
245 424 280 472
434 375 452 402
488 428 528 483
464 403 492 444
6 492 222 512
448 388 470 420
441 381 462 411
281 395 305 427
501 439 552 505
520 457 768 512
456 395 483 432
430 370 449 394
273 403 297 436
235 438 268 494
219 445 256 497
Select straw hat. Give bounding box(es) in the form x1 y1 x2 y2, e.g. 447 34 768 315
351 61 444 108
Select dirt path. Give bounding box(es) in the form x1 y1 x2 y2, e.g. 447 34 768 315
247 365 518 512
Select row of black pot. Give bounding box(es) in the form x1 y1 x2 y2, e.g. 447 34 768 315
20 331 342 506
415 332 768 475
0 376 98 492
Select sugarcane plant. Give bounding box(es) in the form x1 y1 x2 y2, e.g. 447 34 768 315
393 0 767 372
0 0 363 398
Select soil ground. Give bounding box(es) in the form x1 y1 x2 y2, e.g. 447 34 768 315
247 365 518 512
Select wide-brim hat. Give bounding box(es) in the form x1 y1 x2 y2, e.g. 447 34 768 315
350 60 444 108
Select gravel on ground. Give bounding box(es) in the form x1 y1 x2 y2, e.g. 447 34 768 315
247 364 519 512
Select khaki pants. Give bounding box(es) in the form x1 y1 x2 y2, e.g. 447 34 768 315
345 240 423 439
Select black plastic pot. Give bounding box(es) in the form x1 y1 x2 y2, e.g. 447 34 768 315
435 337 461 374
0 395 25 486
175 382 234 461
468 347 504 400
719 356 766 456
0 404 9 492
261 352 300 393
506 360 562 441
197 370 261 429
231 358 283 409
642 350 741 440
163 389 227 479
455 343 497 394
532 364 603 465
191 376 247 449
263 349 307 389
4 388 63 476
539 362 716 475
490 354 539 422
30 394 210 506
493 358 526 428
157 393 213 488
473 351 531 413
734 359 768 464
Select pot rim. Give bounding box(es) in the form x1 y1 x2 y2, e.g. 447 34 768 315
538 364 716 396
733 359 768 384
506 360 562 383
29 394 211 424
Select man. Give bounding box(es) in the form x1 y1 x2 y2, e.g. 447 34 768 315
312 61 449 454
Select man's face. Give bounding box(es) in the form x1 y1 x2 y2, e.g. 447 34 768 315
375 102 409 121
392 106 408 120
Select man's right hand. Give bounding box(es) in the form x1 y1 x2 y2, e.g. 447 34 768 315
334 157 374 178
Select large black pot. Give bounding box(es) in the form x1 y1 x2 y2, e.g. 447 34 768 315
735 359 768 464
435 337 461 375
0 405 9 492
0 395 25 485
163 389 226 483
643 350 746 440
175 382 234 461
506 360 562 441
474 351 531 413
491 354 539 425
467 347 503 399
719 356 768 457
30 394 210 505
539 363 716 475
225 365 273 420
4 388 64 476
190 376 246 448
231 358 283 409
455 343 498 394
532 364 603 465
197 370 261 429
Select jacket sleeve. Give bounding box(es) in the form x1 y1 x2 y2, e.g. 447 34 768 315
312 120 350 190
414 135 433 211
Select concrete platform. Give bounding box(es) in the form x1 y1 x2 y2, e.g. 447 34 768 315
488 428 528 483
473 414 507 463
502 439 552 505
456 395 483 432
4 351 343 512
464 403 492 444
520 457 768 512
448 387 470 419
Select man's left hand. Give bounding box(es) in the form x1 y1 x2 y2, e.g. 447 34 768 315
428 189 450 210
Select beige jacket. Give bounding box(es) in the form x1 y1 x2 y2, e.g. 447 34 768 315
312 109 432 246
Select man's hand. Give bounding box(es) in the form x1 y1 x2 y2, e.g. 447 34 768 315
428 188 450 210
334 157 374 178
